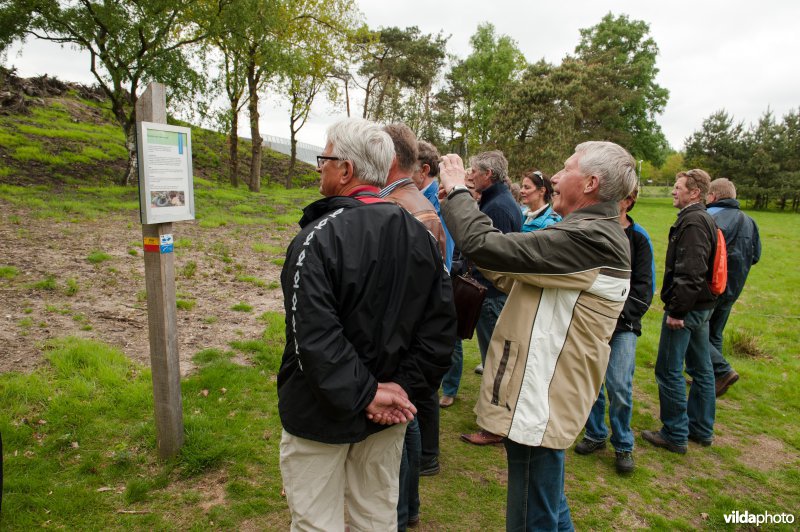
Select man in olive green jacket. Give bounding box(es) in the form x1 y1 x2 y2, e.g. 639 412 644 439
438 141 637 531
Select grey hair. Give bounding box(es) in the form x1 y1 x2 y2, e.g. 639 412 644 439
709 177 736 200
326 118 395 187
469 150 508 183
574 141 638 202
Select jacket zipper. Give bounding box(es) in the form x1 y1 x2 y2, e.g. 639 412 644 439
492 340 512 406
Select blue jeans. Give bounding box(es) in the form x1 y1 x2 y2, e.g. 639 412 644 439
441 339 463 397
397 418 420 530
709 296 736 378
655 309 715 444
476 294 507 366
504 440 573 532
584 331 637 452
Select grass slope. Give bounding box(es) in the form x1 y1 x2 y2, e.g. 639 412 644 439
0 88 317 188
1 191 798 530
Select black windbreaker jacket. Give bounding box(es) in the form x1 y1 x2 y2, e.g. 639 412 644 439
616 215 655 335
278 196 456 444
661 203 718 319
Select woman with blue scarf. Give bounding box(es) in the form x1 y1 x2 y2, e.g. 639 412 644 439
520 170 561 231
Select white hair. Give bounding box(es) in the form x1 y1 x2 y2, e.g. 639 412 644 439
575 141 638 202
326 118 395 187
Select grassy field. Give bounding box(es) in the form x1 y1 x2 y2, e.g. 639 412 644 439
1 186 799 530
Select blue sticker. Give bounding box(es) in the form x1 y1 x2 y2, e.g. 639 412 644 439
160 234 174 253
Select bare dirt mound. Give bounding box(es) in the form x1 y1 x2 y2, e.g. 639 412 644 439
0 201 291 375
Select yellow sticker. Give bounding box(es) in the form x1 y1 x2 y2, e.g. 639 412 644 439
143 237 159 245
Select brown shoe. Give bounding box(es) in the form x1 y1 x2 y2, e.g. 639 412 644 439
715 370 739 397
439 395 455 408
641 430 687 454
460 430 504 446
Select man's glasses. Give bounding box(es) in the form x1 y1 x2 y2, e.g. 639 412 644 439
317 155 343 169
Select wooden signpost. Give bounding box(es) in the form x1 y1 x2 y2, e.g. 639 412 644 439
135 82 186 459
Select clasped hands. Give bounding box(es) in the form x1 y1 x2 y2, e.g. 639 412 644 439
365 382 417 425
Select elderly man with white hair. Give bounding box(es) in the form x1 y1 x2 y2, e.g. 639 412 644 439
278 117 456 531
439 141 637 531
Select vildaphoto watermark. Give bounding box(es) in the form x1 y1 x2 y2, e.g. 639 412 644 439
723 510 795 526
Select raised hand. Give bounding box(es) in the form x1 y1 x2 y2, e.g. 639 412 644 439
438 153 467 195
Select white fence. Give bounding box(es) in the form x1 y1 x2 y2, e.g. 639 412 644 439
262 135 323 166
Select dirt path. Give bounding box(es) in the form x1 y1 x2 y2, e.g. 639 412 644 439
0 200 290 375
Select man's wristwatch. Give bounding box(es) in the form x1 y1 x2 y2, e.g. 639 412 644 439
447 184 470 199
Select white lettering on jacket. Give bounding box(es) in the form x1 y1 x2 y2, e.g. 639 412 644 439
290 208 344 373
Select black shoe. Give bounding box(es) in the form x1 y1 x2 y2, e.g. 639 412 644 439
641 430 687 454
688 433 713 447
419 459 440 476
574 437 606 455
615 451 635 473
408 515 420 528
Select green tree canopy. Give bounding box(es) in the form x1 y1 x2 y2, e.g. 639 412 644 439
10 0 220 185
437 23 525 156
355 25 447 125
573 13 670 165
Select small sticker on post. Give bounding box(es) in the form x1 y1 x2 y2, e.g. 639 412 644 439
159 234 174 254
143 237 160 253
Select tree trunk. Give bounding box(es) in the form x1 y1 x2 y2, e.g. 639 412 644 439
229 98 240 187
344 79 351 117
362 77 374 119
374 79 389 121
122 125 138 186
287 134 297 189
247 59 262 193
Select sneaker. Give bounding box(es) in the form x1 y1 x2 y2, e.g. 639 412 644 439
439 395 455 408
715 370 739 397
574 437 606 455
615 451 635 473
688 433 713 447
419 459 440 476
474 364 484 375
641 430 687 454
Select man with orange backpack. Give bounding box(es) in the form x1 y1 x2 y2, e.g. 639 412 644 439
643 169 720 453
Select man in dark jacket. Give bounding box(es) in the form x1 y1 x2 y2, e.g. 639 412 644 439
705 178 762 396
278 117 456 531
643 169 719 454
460 150 522 446
470 150 523 377
379 123 450 528
575 186 655 473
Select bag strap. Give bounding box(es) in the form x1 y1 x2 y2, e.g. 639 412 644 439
463 258 475 279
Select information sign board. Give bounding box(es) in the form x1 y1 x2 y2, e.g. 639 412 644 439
137 122 195 224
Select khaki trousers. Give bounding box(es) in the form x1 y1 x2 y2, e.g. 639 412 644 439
280 423 406 532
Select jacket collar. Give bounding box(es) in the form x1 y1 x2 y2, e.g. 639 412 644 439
298 195 364 228
561 200 620 222
677 202 706 218
707 198 740 209
479 181 508 204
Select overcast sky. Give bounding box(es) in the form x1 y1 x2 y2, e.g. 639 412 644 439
4 0 798 156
